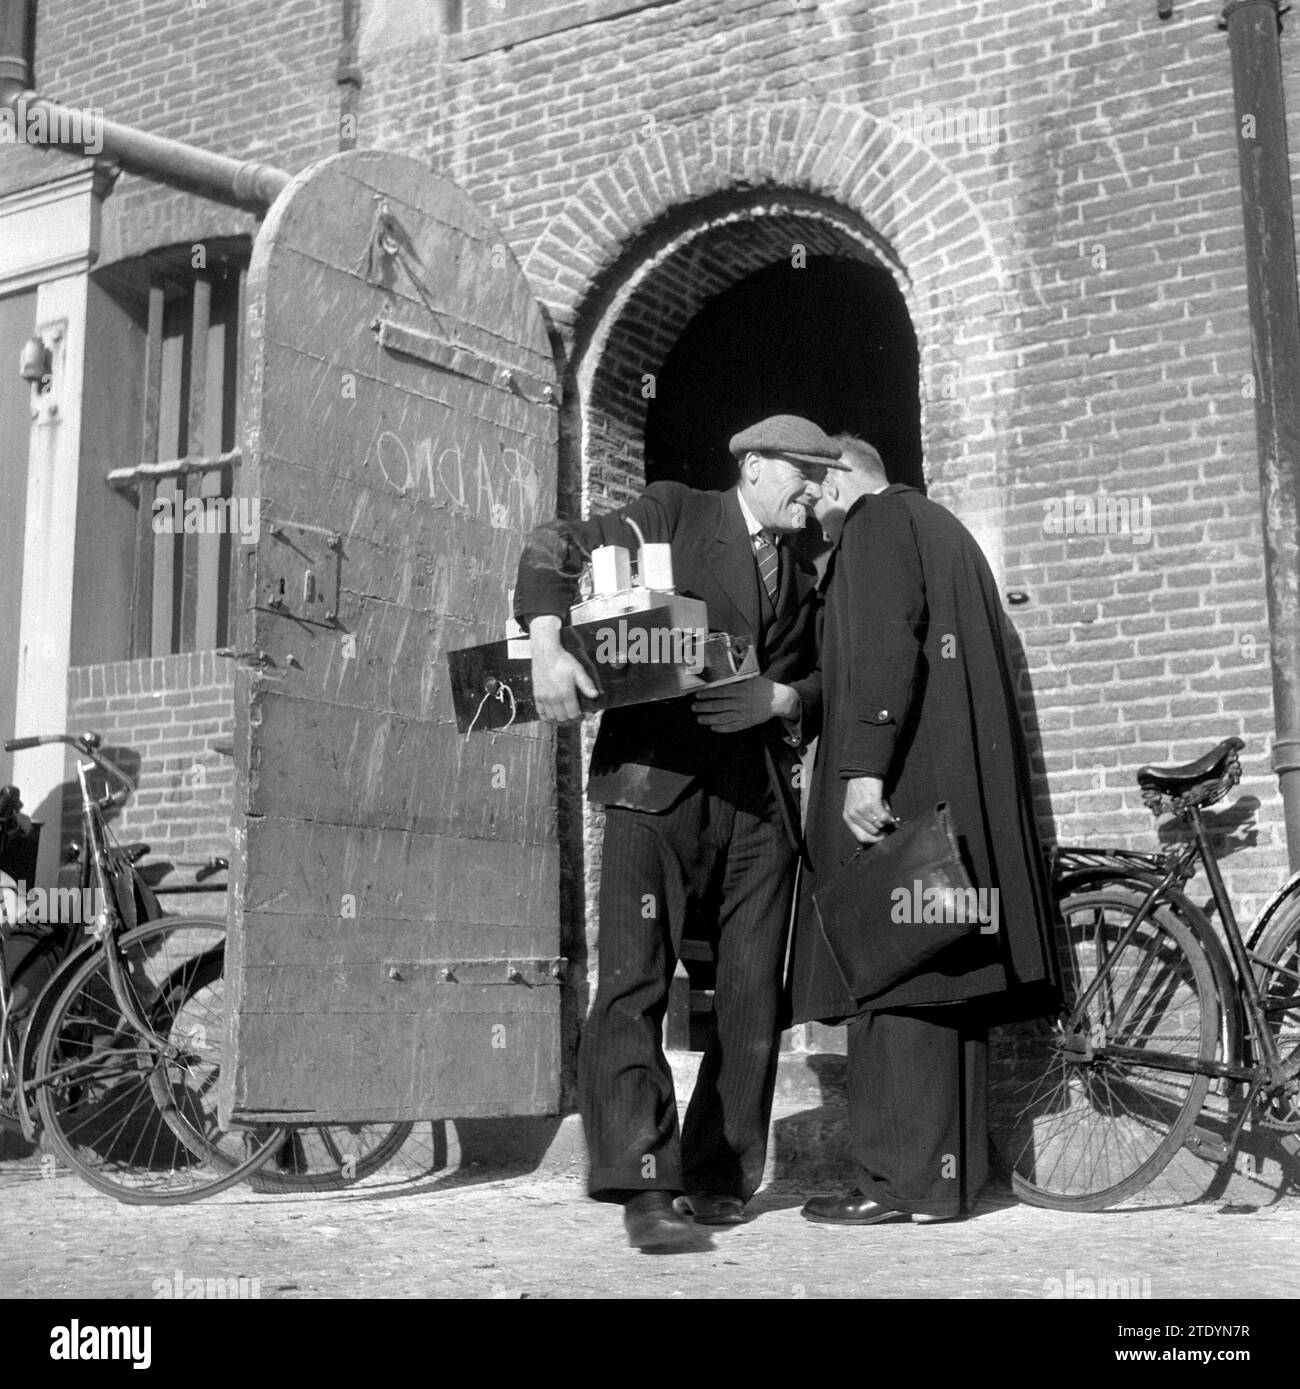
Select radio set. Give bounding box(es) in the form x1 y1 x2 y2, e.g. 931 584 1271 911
447 522 758 734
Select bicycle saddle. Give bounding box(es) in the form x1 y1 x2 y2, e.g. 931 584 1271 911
1136 736 1244 815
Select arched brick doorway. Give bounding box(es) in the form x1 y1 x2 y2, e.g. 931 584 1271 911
568 191 923 513
526 99 1014 553
644 254 921 493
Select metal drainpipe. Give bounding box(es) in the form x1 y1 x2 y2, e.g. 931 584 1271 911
0 0 291 210
337 0 362 152
1223 0 1300 868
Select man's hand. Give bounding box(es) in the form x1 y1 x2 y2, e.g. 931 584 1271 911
843 776 895 844
530 616 598 721
692 677 799 733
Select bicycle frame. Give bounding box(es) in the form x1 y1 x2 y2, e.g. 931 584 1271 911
1063 807 1288 1091
74 758 176 1050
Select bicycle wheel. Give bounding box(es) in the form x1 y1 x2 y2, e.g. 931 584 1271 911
32 917 285 1204
1252 899 1300 1127
154 944 414 1191
988 886 1220 1210
250 1120 415 1192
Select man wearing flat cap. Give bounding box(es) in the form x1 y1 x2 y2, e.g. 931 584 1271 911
514 414 845 1250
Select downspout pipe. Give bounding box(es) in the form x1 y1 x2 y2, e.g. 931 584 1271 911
1223 0 1300 868
0 1 290 210
337 0 362 152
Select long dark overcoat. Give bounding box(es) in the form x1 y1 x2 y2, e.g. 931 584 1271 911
788 484 1060 1023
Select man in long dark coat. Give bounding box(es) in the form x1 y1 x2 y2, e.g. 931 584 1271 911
516 415 844 1249
789 436 1059 1224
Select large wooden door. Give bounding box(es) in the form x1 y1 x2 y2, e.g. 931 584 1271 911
222 151 560 1123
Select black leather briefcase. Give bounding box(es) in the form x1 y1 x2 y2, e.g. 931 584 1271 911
811 803 986 1001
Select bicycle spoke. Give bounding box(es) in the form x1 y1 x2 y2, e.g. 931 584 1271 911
318 1128 347 1168
1254 906 1300 1094
989 887 1218 1210
35 919 284 1202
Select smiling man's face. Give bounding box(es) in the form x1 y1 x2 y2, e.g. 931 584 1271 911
742 452 828 534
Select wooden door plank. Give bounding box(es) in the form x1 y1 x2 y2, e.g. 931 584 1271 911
237 911 559 967
242 820 556 930
229 1008 560 1121
242 697 552 840
253 337 547 484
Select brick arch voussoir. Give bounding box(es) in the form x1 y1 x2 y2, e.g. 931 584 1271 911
525 99 1007 345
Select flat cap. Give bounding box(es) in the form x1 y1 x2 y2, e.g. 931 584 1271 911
728 414 849 468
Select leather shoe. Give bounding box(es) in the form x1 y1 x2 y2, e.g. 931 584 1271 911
623 1191 711 1251
801 1191 912 1225
677 1192 746 1225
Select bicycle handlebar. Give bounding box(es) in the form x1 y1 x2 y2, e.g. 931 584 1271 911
5 731 101 754
4 732 134 802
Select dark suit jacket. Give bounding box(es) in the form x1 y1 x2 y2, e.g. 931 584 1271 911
514 481 822 848
788 485 1061 1022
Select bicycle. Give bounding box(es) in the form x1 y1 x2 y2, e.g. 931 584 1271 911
1 731 288 1203
989 735 1300 1210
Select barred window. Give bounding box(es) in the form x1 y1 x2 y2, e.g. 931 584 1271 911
105 242 249 657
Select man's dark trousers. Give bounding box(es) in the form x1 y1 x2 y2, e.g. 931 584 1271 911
846 1007 989 1219
580 743 795 1203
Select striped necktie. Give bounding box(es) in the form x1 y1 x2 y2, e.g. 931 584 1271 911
754 529 780 605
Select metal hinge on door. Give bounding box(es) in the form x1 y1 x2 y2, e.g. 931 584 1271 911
383 957 568 986
373 318 556 406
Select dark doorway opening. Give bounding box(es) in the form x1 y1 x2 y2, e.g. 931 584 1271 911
644 255 922 493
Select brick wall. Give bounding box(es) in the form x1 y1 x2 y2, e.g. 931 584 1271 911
0 0 343 259
64 652 235 908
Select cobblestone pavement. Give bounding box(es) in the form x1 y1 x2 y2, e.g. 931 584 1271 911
2 1160 1297 1302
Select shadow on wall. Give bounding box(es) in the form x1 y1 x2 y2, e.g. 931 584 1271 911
1001 620 1060 859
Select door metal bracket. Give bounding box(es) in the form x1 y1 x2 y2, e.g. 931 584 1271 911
257 520 341 625
373 317 556 406
383 957 568 987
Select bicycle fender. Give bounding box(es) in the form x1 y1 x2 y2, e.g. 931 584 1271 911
13 935 102 1141
1054 867 1161 900
1160 881 1242 1076
1244 866 1300 952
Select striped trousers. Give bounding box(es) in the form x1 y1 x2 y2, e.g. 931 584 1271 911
580 753 796 1202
